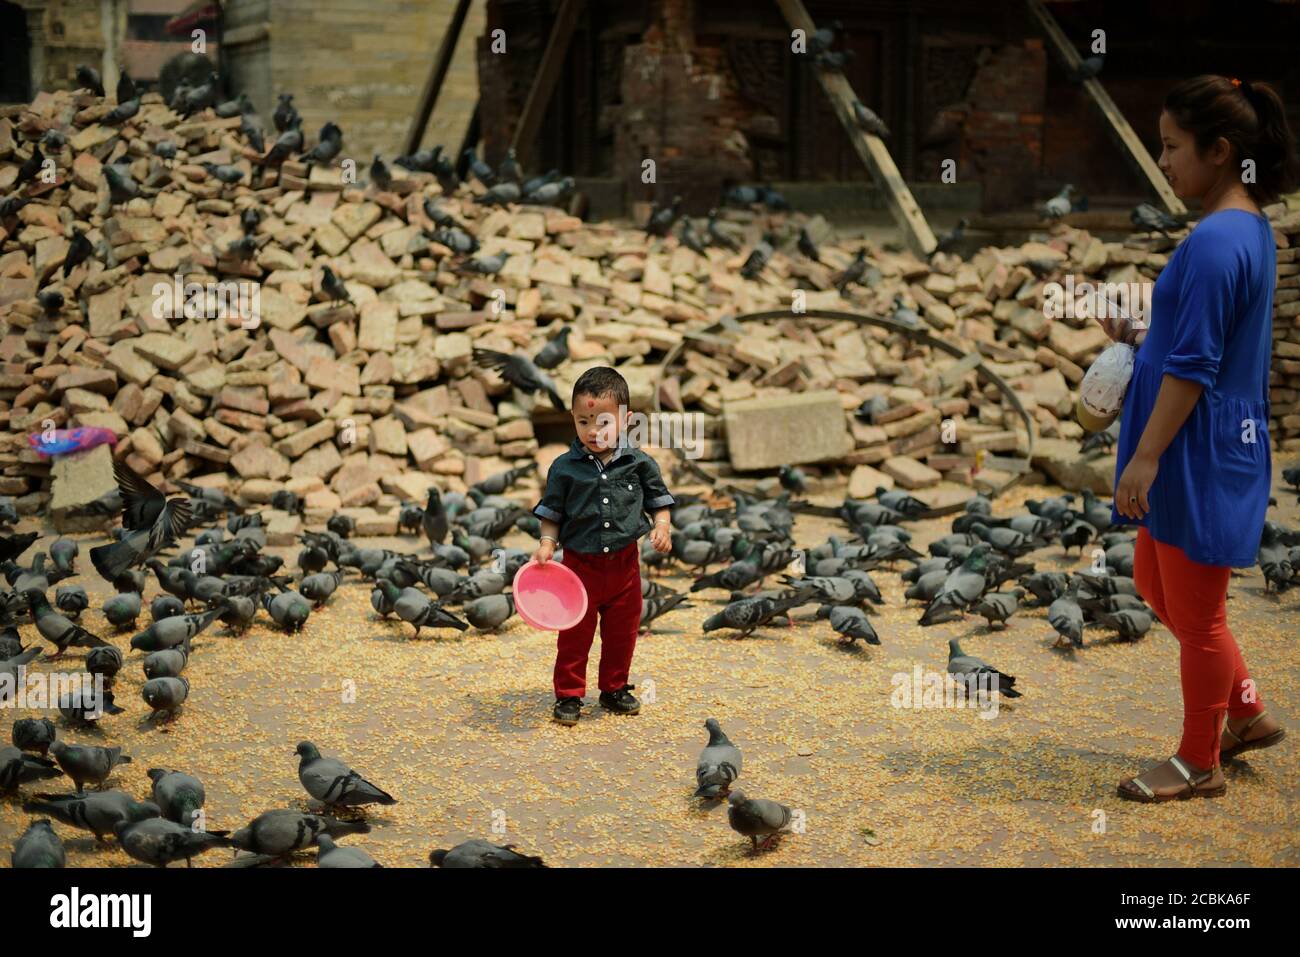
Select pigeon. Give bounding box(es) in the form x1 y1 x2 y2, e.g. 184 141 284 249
58 688 123 724
104 164 142 204
273 93 298 132
821 604 880 645
919 546 989 625
150 593 185 622
934 218 969 256
970 587 1025 630
1130 202 1182 235
147 768 205 825
76 64 105 96
947 639 1021 698
153 140 178 161
24 590 110 659
694 718 742 798
429 225 479 255
201 161 244 185
90 459 193 583
261 590 312 633
370 154 392 191
296 741 396 809
11 819 65 868
321 265 353 306
130 608 219 652
374 580 468 637
23 790 159 842
797 227 821 262
429 838 546 868
533 326 572 370
12 716 57 756
63 228 94 278
740 232 776 280
231 809 370 857
706 209 741 249
1048 593 1085 648
475 180 522 206
37 288 64 315
463 593 515 630
316 833 381 868
0 196 32 219
1095 608 1154 642
141 676 189 719
702 590 812 639
646 196 682 237
142 647 188 679
103 96 140 126
300 570 343 606
115 815 233 867
852 100 890 137
85 645 124 683
301 122 344 165
462 148 496 186
640 591 691 631
0 746 63 791
55 583 88 619
48 741 131 793
1039 184 1086 220
1070 53 1105 82
240 112 265 152
727 790 792 851
834 248 867 294
458 250 511 275
679 217 709 256
473 348 565 410
260 118 304 169
213 92 251 118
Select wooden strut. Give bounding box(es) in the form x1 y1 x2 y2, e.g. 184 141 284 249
510 0 586 168
652 309 1037 511
774 0 938 258
401 0 474 157
1025 0 1186 217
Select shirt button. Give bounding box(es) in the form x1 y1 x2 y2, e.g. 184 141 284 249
600 473 607 480
604 521 610 527
603 546 609 553
603 498 609 504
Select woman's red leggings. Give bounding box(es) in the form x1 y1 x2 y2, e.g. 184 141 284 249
1132 526 1264 769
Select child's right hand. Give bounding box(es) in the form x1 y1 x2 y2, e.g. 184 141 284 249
1099 315 1145 347
534 540 555 565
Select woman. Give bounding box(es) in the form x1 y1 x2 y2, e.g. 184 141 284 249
1103 75 1298 802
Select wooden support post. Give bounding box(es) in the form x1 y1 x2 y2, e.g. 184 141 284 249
1025 0 1186 217
774 0 937 257
511 0 586 168
401 0 474 157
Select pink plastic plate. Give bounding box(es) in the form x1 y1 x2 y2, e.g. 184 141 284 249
513 558 589 631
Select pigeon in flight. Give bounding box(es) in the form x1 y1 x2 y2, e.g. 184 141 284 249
90 460 192 583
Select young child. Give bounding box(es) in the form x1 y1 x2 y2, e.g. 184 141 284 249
532 366 675 725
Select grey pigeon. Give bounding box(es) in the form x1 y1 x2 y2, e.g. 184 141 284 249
1048 593 1085 648
115 814 233 867
973 588 1025 630
0 745 64 791
821 604 880 645
261 590 312 632
147 768 206 825
24 589 110 659
463 593 515 630
919 546 989 625
102 592 142 630
376 580 468 637
130 608 218 651
22 790 159 842
141 676 189 719
473 348 565 410
12 716 57 756
316 834 381 868
48 740 131 792
1095 608 1154 642
429 838 545 868
90 459 192 582
11 819 65 868
727 790 792 851
694 718 742 798
296 741 397 808
143 646 188 679
231 809 370 857
947 639 1021 698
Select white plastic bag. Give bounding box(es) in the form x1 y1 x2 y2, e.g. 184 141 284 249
1076 341 1135 431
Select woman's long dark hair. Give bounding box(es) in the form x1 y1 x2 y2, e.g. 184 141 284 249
1163 75 1299 205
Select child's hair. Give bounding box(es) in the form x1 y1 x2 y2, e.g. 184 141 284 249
572 366 629 407
1163 75 1299 205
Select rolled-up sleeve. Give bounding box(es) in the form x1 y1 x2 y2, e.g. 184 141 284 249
639 455 676 511
1161 233 1239 390
533 464 566 523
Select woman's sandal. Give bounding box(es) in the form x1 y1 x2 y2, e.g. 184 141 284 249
1117 755 1227 803
1221 712 1286 762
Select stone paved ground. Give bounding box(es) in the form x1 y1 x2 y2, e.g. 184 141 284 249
1 469 1296 868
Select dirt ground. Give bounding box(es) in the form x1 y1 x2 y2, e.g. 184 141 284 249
1 467 1297 868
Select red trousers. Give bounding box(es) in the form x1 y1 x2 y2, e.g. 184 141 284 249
1133 526 1264 769
553 542 641 699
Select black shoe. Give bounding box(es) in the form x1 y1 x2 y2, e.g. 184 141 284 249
553 697 582 725
598 684 640 715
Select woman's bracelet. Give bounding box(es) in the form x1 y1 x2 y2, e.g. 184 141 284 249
654 519 670 526
539 535 558 546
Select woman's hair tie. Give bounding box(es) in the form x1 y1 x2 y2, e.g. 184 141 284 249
1230 77 1241 88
